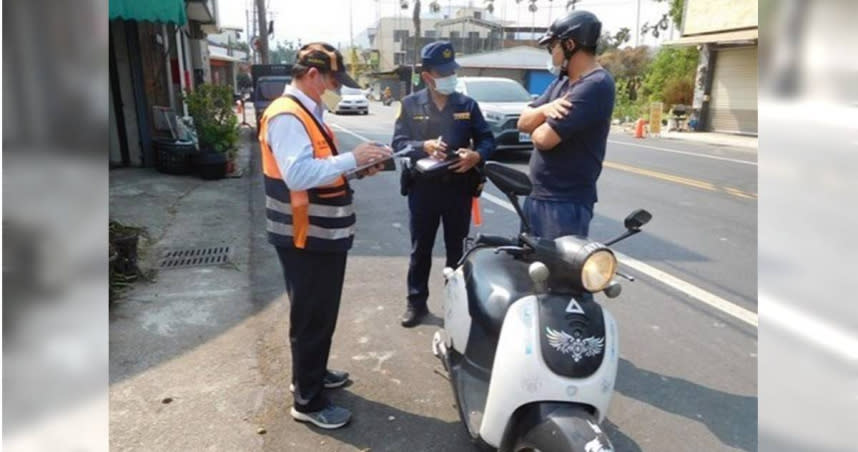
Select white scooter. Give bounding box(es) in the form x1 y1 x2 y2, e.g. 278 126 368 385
432 162 651 451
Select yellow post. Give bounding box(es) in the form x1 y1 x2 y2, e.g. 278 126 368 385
650 102 663 135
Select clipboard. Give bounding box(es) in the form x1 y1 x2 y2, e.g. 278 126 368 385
344 146 412 180
415 155 460 174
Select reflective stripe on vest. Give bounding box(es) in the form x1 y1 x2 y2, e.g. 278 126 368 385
265 197 355 219
258 95 354 250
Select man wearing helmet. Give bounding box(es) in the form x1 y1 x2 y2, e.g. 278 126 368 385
517 10 616 240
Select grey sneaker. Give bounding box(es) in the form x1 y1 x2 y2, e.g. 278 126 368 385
290 370 350 392
290 404 352 429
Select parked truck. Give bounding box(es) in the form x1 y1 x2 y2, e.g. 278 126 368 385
250 64 293 125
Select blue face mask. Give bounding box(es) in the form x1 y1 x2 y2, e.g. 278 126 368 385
433 74 458 95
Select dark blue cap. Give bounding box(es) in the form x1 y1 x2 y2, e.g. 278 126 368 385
420 41 460 75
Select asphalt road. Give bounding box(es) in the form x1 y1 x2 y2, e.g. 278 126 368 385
250 100 758 451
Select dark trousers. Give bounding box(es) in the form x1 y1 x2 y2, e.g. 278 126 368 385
407 182 472 309
523 197 594 240
275 246 347 413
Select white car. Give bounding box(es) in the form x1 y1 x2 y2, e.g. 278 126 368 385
455 77 536 151
331 86 369 115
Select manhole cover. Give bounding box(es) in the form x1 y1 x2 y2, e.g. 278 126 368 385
158 246 231 269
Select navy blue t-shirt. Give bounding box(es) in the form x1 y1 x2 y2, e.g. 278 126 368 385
528 69 615 204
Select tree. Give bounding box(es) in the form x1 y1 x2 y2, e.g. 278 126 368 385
642 0 684 39
599 46 652 106
598 46 651 81
269 40 298 64
597 27 631 55
641 46 697 106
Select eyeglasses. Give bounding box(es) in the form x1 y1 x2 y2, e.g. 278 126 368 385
546 40 559 54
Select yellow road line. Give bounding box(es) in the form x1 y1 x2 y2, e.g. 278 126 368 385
604 161 758 200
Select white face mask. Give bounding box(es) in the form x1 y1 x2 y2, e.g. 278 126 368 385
547 55 567 77
433 74 458 95
316 74 342 112
321 89 342 112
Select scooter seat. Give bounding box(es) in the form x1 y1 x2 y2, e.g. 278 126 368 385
463 248 534 334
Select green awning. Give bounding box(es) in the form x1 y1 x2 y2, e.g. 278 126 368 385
109 0 187 25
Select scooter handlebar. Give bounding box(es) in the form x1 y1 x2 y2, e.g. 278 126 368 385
474 233 516 248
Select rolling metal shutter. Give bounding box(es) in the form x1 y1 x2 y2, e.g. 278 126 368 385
709 46 758 135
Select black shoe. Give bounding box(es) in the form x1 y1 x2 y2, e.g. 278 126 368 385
401 306 429 328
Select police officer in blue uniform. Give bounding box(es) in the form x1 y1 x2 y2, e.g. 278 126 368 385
393 41 495 327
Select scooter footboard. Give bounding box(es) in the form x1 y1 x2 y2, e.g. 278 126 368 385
499 402 613 452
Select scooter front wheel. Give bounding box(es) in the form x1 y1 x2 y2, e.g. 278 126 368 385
503 403 613 452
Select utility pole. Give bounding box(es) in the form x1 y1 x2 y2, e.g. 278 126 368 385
245 3 251 55
412 0 421 95
635 0 641 47
255 0 269 63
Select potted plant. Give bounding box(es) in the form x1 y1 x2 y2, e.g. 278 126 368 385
185 84 239 180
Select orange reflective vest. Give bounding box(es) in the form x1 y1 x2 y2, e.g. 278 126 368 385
258 95 355 252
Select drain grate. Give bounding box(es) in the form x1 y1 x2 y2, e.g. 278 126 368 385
158 246 231 269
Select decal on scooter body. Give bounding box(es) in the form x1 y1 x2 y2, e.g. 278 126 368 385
539 293 606 378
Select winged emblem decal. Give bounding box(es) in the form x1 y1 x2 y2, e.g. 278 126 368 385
545 327 604 362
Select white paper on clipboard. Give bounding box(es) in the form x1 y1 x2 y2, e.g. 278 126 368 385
415 157 457 173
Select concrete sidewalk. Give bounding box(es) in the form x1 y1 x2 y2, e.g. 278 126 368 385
109 130 269 451
612 124 758 150
659 130 758 150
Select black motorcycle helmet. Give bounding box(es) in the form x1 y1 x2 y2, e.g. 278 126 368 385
539 10 602 55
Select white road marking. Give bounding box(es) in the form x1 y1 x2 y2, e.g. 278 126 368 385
480 192 759 328
332 122 760 328
330 122 384 143
607 139 758 166
759 292 858 362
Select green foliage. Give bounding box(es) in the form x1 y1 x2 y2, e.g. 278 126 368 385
184 84 239 154
236 72 252 90
269 40 298 64
641 46 697 106
602 45 698 121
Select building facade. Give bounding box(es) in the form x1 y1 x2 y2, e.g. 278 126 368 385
666 0 758 135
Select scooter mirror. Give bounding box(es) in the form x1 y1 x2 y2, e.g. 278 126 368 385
624 209 652 231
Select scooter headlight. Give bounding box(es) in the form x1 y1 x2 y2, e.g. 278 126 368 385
554 236 618 292
581 249 617 292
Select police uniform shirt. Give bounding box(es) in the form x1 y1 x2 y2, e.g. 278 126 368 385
392 89 495 164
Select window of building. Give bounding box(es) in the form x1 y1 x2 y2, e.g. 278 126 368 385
424 30 438 39
474 11 482 20
450 31 460 39
394 52 406 65
468 31 480 41
394 29 409 43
